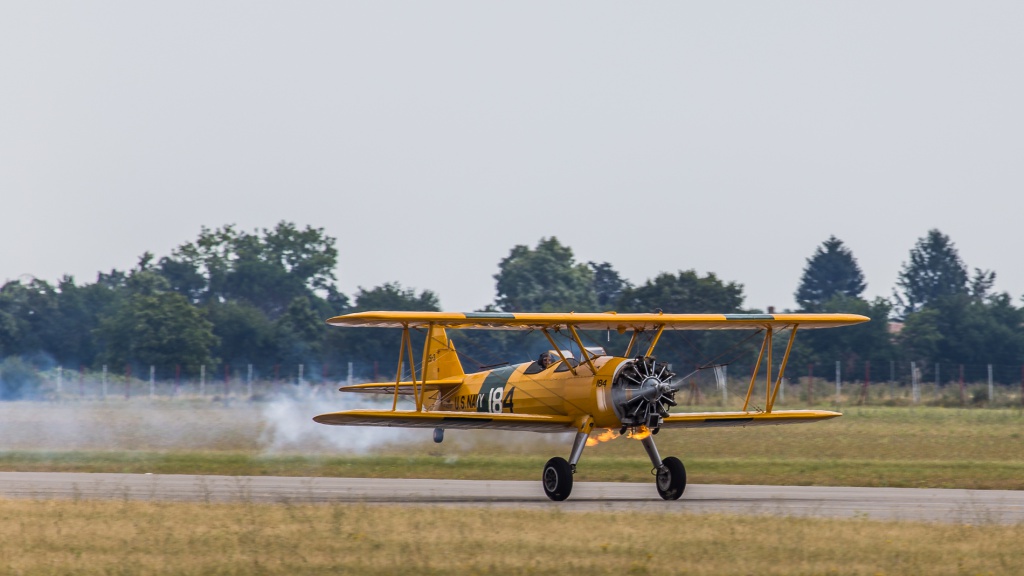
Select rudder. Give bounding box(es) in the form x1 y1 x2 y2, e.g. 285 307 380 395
424 325 464 380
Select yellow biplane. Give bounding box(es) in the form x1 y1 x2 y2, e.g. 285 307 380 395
314 311 868 501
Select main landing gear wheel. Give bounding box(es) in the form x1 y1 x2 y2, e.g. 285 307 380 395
656 456 686 500
542 457 573 501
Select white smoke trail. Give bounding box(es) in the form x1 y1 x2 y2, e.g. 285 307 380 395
257 385 418 454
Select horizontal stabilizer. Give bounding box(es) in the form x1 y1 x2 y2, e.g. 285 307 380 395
340 379 463 395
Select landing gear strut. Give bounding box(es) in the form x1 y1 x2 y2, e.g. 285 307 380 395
641 434 686 500
541 424 686 502
542 428 589 501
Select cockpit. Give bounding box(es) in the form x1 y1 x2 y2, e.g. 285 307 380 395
523 347 606 374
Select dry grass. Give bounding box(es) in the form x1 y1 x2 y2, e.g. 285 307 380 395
1 498 1021 575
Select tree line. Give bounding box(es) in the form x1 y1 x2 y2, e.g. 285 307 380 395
1 223 1022 397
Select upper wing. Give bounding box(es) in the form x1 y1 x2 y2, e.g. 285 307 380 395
661 409 841 429
327 311 869 331
313 409 575 433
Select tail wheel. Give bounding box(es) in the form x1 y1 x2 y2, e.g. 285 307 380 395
542 457 573 501
656 456 686 500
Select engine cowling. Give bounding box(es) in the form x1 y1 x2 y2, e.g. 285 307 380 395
610 356 677 432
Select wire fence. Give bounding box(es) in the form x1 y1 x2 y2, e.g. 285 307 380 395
2 357 1022 408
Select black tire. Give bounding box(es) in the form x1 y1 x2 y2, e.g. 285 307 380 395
542 457 573 501
656 456 686 500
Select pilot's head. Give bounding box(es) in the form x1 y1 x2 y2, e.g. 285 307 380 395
538 352 553 368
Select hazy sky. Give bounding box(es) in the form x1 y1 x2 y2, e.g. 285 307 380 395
3 2 1023 313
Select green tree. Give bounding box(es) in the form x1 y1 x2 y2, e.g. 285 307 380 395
159 222 338 318
895 308 942 363
795 236 866 311
618 270 745 314
794 295 894 367
97 291 218 370
590 261 631 310
891 229 1022 371
206 301 278 365
616 270 748 370
0 357 43 400
896 293 1023 370
327 283 441 376
493 238 597 313
894 229 970 317
0 278 58 358
350 283 440 312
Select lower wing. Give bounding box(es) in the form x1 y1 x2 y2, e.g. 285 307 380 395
661 409 841 429
313 409 575 433
312 408 839 433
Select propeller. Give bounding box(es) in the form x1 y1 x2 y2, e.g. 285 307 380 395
611 356 677 432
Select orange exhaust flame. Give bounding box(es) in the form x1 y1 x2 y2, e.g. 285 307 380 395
586 428 620 447
627 426 652 441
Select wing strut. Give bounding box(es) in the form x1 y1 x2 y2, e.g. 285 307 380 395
768 326 798 412
644 324 666 356
405 325 419 409
743 327 770 412
392 327 409 411
567 325 597 374
416 322 434 412
741 324 800 413
623 330 639 358
541 328 575 376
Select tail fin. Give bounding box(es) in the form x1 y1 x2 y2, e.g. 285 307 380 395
424 325 465 380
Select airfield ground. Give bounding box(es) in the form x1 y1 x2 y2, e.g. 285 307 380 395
2 400 1022 574
1 401 1022 489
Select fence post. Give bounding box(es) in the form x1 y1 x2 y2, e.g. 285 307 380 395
911 362 919 404
200 364 206 396
298 364 304 386
935 363 940 388
125 365 131 400
79 365 85 398
807 364 813 405
247 364 253 398
273 364 280 394
959 364 965 405
224 364 230 400
347 361 353 387
175 365 181 397
859 361 870 404
835 361 841 403
149 365 155 399
988 364 994 403
57 366 63 395
102 365 108 399
889 360 895 399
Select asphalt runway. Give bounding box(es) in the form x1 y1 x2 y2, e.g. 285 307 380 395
2 471 1022 524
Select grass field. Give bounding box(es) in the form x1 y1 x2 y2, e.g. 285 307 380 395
3 402 1023 489
2 498 1022 575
